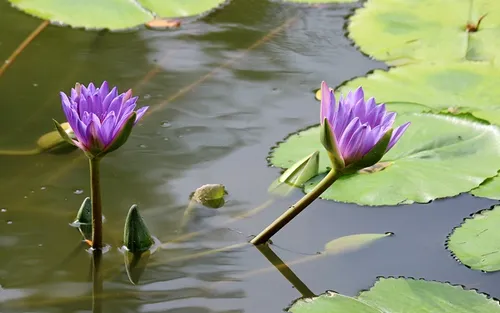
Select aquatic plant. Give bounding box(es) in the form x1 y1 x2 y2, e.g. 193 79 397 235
251 82 409 244
54 82 148 250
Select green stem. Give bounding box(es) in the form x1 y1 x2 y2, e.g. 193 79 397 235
251 169 341 245
90 158 103 250
0 148 41 156
92 249 103 313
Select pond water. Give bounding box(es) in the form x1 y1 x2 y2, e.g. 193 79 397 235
0 0 499 312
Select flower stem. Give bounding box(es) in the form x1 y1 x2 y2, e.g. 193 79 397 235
92 249 103 313
250 169 341 245
89 158 103 250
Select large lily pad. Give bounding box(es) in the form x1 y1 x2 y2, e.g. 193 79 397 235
289 278 500 313
282 0 357 3
335 62 500 126
270 113 500 206
347 0 500 65
471 177 500 200
8 0 228 30
447 205 500 272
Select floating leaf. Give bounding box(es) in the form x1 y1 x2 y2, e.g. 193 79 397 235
447 205 500 272
124 205 154 253
283 0 358 4
289 278 500 313
323 232 393 255
347 0 500 65
290 293 379 313
471 176 500 200
270 113 500 206
335 63 500 125
269 151 320 196
190 184 227 209
8 0 228 30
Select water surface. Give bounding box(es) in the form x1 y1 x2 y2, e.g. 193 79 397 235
0 1 498 312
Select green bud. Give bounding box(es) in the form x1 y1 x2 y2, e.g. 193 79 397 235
319 119 345 171
190 184 227 209
73 197 92 242
124 205 154 254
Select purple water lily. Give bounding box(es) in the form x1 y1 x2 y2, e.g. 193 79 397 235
58 81 148 157
320 81 409 168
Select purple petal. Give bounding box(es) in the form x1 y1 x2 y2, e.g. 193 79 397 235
78 96 90 118
362 124 384 155
387 122 410 151
98 81 109 102
353 98 367 123
333 99 350 137
320 81 334 124
381 112 396 128
60 92 73 117
87 83 96 94
343 124 368 164
100 112 116 147
91 113 104 144
101 87 118 112
370 103 386 126
338 117 361 153
112 112 134 139
108 94 125 118
134 106 149 124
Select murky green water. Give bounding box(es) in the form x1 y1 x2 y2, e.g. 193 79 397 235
1 0 500 312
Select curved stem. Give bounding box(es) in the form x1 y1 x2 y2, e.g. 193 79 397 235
0 148 41 156
89 158 103 250
0 20 49 78
251 169 341 245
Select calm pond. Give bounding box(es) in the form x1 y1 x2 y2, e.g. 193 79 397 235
0 0 499 312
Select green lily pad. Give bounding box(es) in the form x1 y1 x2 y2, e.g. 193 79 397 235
347 0 500 65
290 293 380 313
8 0 228 30
471 176 500 200
335 62 500 126
270 113 500 206
289 278 500 313
447 204 500 272
282 0 357 3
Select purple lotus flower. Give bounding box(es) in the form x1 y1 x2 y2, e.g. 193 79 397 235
56 81 148 158
320 81 409 169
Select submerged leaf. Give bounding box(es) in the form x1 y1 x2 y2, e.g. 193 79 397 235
323 232 393 255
